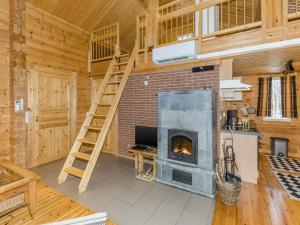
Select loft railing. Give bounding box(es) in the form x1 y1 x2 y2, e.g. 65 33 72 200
91 23 120 62
155 0 262 47
136 13 147 52
288 0 300 20
202 0 262 38
155 0 199 47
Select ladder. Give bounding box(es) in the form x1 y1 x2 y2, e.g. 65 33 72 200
58 45 138 193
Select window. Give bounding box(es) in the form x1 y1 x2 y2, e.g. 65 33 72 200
270 78 284 119
258 75 298 121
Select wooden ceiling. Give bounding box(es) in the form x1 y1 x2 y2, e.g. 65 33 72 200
26 0 147 50
233 46 300 75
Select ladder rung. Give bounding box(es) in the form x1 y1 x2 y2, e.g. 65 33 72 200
78 138 96 145
103 92 116 95
83 125 102 131
72 152 91 161
114 62 128 66
89 114 107 118
107 81 121 85
98 103 111 107
112 71 124 75
117 53 130 58
64 167 84 178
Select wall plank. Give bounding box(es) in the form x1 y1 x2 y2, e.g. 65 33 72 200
0 0 10 160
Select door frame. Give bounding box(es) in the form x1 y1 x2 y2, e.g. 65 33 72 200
28 66 77 168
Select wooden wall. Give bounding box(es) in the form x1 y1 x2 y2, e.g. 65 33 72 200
0 0 10 159
221 73 300 158
14 3 91 167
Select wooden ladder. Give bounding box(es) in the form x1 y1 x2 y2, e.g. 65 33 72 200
58 45 138 193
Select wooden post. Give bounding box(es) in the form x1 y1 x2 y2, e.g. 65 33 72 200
198 3 202 54
261 0 267 39
282 0 288 38
147 0 159 48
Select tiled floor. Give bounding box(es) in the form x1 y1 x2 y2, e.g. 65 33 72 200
31 153 215 225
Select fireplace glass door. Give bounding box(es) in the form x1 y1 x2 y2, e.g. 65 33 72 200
168 129 198 164
171 136 192 156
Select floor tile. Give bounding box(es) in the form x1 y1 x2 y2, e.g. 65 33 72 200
116 188 144 204
185 193 214 217
101 198 131 222
119 206 151 225
176 210 209 225
153 201 184 223
145 215 175 225
134 195 162 214
165 188 191 207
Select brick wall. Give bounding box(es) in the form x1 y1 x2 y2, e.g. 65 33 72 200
118 66 220 157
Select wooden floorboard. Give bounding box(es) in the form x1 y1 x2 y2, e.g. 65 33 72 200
0 182 117 225
212 153 300 225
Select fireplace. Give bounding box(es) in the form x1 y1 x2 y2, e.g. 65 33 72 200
156 89 216 198
168 129 198 164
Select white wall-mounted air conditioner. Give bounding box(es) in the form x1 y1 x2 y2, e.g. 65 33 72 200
152 40 198 64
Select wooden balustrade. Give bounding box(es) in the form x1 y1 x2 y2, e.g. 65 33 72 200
202 0 262 38
155 0 263 47
156 0 199 47
288 0 300 20
136 13 147 52
91 23 120 62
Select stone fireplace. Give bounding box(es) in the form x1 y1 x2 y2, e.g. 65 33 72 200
156 89 216 198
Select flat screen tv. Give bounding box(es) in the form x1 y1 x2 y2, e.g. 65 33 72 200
135 126 157 148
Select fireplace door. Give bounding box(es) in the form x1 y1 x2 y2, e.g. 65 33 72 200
168 129 198 164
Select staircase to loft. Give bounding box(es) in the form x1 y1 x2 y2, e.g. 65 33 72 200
58 38 138 193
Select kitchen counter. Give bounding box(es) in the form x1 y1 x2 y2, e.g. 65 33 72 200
221 128 261 136
220 129 259 184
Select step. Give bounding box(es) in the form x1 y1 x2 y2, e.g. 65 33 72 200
64 167 84 178
89 113 107 118
78 138 96 145
107 81 121 85
114 62 128 66
98 103 111 107
116 53 130 58
83 125 102 131
72 152 91 161
103 92 116 95
111 71 125 75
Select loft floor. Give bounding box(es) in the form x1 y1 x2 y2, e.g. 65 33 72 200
31 153 215 225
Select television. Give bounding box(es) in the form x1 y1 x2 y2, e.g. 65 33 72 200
135 126 157 148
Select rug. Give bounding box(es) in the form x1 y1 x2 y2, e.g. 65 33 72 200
266 154 300 173
275 172 300 201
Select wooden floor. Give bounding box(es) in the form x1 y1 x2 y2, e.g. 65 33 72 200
0 182 116 225
212 153 300 225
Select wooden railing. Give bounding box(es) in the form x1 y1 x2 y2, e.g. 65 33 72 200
155 0 262 47
202 0 262 38
288 0 300 20
156 0 199 47
91 23 120 62
136 13 147 52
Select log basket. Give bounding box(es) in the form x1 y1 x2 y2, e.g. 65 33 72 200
216 161 241 206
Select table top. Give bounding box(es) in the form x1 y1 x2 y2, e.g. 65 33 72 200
128 148 157 157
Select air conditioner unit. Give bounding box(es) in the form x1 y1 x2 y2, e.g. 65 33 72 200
152 40 198 64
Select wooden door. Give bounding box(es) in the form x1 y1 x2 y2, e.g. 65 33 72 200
29 68 76 166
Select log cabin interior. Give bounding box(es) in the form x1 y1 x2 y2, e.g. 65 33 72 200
1 0 300 224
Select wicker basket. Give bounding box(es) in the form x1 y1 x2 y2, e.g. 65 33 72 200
216 163 241 206
217 180 241 206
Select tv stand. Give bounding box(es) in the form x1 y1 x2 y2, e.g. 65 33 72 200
128 148 157 182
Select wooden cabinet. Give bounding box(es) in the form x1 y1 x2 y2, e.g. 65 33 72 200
220 131 259 184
